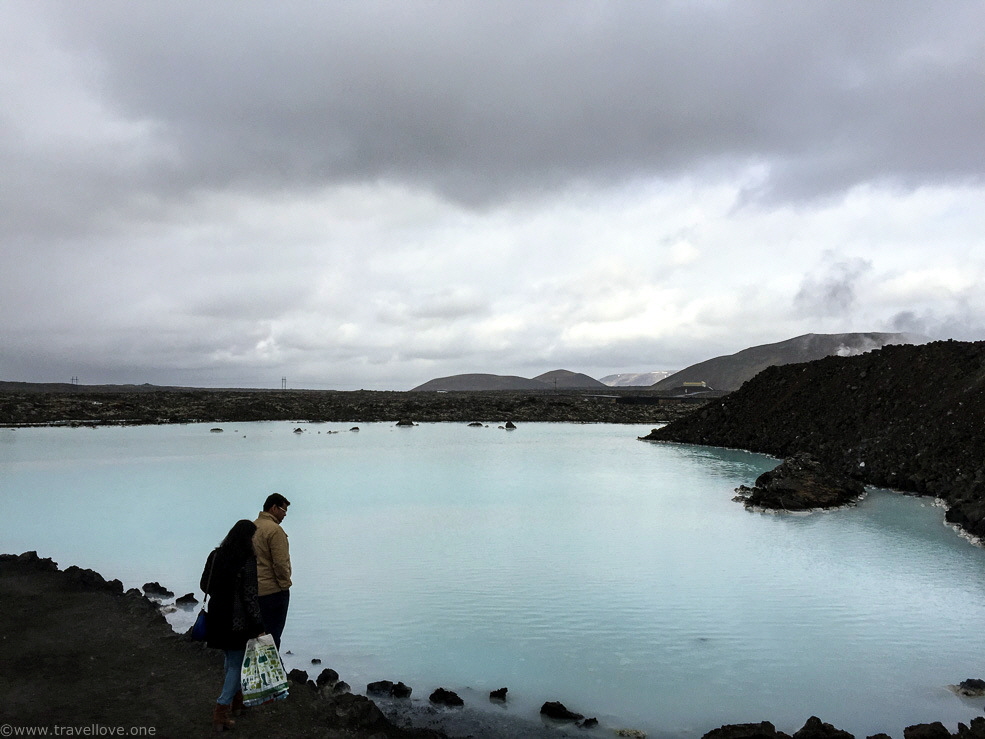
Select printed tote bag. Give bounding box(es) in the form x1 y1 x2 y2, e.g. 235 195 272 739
240 634 289 706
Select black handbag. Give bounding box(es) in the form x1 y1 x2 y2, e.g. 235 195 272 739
191 607 208 640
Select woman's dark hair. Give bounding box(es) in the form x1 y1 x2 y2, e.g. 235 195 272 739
219 519 257 564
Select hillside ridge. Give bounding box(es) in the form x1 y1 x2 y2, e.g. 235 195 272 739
411 369 605 391
651 332 924 393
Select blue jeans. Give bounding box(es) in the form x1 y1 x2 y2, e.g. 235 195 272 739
259 589 290 650
218 649 245 705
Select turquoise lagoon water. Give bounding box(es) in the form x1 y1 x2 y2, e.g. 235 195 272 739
2 422 984 737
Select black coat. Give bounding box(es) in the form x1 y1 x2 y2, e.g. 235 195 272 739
201 547 264 651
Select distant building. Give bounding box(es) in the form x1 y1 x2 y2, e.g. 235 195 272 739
682 381 711 395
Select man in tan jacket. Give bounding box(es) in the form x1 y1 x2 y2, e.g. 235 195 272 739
253 493 292 649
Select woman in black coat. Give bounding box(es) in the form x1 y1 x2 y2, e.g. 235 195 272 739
201 519 265 732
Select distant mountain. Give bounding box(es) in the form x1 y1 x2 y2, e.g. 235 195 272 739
651 332 926 394
411 369 605 392
600 371 674 387
533 370 607 389
411 373 552 391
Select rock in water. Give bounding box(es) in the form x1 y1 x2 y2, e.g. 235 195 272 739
540 701 584 722
174 592 197 608
141 582 174 599
702 722 782 739
902 723 952 739
315 668 339 688
366 680 394 696
738 453 864 511
956 677 985 696
429 687 463 707
791 715 854 739
366 679 411 698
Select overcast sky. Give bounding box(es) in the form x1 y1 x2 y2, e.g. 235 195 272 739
2 1 983 390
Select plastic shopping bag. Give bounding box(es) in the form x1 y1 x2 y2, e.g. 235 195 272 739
241 634 289 706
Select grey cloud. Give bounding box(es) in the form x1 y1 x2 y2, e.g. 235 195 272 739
794 256 872 318
12 0 979 222
4 1 985 390
188 283 318 322
889 306 985 343
375 290 491 325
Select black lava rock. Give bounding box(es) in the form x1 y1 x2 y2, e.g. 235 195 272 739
540 701 584 722
903 723 953 739
792 716 854 739
142 581 174 598
174 592 197 608
701 721 786 739
737 452 865 510
315 668 339 687
287 669 309 685
429 688 464 707
366 680 394 696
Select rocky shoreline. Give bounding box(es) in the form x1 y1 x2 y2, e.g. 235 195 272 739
641 340 985 539
4 551 984 739
0 387 703 427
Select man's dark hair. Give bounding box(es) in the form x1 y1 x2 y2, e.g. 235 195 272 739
263 493 291 511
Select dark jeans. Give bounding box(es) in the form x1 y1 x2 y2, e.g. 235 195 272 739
259 589 290 651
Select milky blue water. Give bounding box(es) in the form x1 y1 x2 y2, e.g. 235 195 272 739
2 422 984 738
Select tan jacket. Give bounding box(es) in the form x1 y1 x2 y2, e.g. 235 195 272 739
253 511 292 596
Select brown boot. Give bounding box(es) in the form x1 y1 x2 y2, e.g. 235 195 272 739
212 703 236 732
231 691 245 717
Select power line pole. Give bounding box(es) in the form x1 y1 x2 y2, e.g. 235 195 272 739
281 377 287 390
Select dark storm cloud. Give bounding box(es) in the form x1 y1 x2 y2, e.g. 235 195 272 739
30 0 985 214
